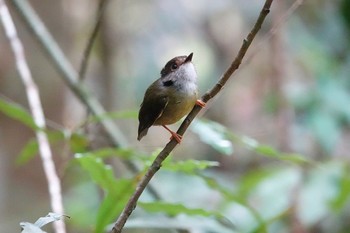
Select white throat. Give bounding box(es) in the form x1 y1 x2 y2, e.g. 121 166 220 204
175 62 197 93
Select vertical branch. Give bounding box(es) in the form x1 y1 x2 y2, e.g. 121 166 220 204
0 2 65 233
79 0 109 80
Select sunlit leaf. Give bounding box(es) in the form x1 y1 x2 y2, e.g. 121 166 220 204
20 213 66 233
20 222 46 233
75 154 117 190
191 119 309 164
191 119 233 155
34 212 67 228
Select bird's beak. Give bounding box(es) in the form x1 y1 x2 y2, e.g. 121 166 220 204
184 52 193 63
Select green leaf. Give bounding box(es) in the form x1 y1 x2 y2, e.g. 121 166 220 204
75 154 118 190
191 119 233 155
237 169 275 198
0 98 38 130
75 154 136 233
79 147 137 160
69 132 89 153
16 130 87 165
330 164 350 210
162 158 219 174
95 180 134 233
198 174 269 232
228 133 310 164
254 145 278 157
16 139 39 165
198 174 242 202
16 131 63 165
87 110 138 123
192 119 309 164
139 201 224 219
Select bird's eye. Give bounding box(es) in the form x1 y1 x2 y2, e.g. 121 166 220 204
171 63 178 70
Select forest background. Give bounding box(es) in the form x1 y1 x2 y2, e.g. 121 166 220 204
1 0 350 233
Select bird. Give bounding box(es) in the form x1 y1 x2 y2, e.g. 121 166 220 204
137 52 205 143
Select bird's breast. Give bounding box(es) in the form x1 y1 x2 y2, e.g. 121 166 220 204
154 87 197 125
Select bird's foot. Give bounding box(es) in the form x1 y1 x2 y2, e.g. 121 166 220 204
169 133 182 144
196 99 206 108
162 125 182 144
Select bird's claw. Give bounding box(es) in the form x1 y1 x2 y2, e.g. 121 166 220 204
196 99 206 108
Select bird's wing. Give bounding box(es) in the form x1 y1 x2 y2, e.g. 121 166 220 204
137 94 168 140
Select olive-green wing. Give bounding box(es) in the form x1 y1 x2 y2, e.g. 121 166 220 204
137 95 168 141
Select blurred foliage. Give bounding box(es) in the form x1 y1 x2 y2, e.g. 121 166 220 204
2 1 350 233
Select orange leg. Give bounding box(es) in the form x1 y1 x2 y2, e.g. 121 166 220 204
162 125 182 144
196 99 206 108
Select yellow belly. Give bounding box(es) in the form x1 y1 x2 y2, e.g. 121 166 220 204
154 93 197 125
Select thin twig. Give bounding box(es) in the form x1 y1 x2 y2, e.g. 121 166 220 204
79 0 109 80
244 0 304 65
0 2 65 233
111 1 274 232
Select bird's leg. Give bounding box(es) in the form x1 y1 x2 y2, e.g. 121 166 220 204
196 99 206 108
162 125 182 143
